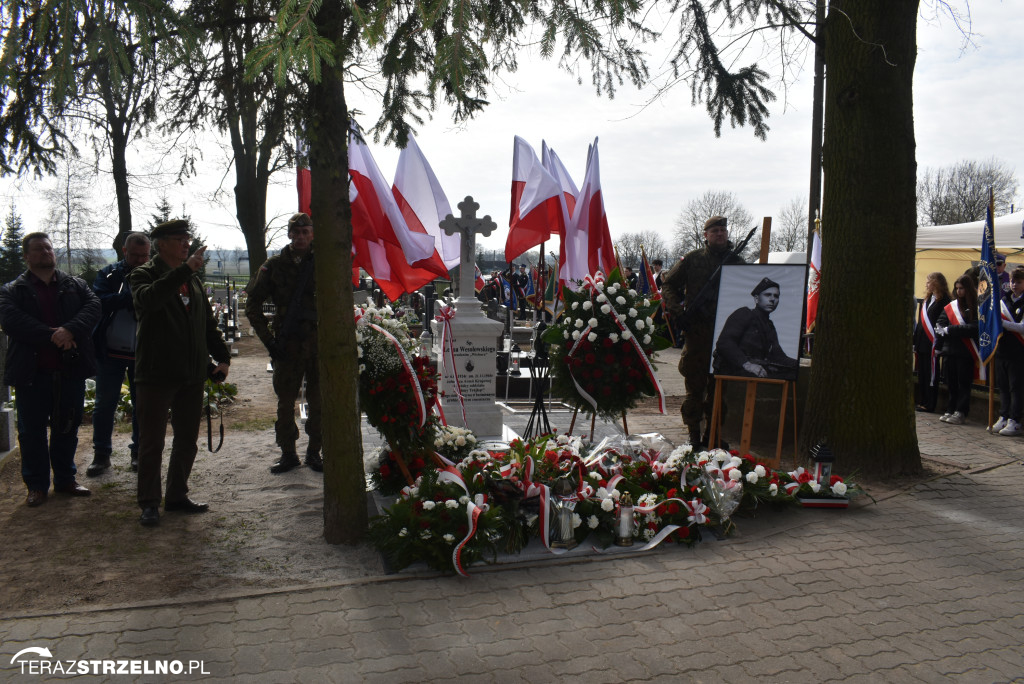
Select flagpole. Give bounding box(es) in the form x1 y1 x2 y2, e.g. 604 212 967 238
642 243 677 347
987 187 997 430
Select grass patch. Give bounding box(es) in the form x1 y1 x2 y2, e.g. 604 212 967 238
229 417 275 431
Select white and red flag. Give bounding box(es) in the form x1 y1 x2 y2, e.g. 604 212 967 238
806 229 822 332
348 129 437 301
393 135 459 272
506 136 565 264
563 137 614 286
296 137 311 216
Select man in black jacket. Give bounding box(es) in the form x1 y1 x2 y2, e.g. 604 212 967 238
87 232 151 476
0 233 101 507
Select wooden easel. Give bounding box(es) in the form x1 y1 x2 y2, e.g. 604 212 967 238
707 375 798 469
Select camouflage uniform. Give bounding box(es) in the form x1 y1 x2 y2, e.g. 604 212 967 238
245 245 321 460
662 242 745 443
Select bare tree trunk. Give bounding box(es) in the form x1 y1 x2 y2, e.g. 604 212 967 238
309 2 366 544
802 0 922 478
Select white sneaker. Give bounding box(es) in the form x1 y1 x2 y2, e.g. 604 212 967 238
940 413 952 423
946 412 966 425
1000 419 1022 436
992 416 1008 432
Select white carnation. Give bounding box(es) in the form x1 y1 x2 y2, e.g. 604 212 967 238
445 499 459 509
443 533 456 543
588 515 600 529
729 469 743 481
754 465 766 477
643 335 651 344
572 302 579 310
588 318 599 328
572 330 581 340
596 293 608 303
745 471 759 484
582 300 593 310
588 332 597 342
609 333 619 343
574 318 585 329
616 296 627 306
601 498 615 512
621 330 632 340
628 308 638 318
572 514 582 529
422 500 436 510
635 320 645 330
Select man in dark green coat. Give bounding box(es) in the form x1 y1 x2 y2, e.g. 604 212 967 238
244 212 321 474
130 219 231 527
662 216 745 448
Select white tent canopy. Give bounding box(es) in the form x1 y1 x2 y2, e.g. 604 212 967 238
916 211 1024 252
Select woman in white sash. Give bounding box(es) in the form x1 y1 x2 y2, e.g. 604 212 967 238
913 272 950 413
934 274 978 425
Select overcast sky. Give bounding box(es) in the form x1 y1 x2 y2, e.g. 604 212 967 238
2 2 1021 259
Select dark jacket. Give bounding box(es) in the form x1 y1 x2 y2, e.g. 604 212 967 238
712 305 798 379
129 255 230 385
662 242 745 332
244 245 317 351
0 270 101 386
996 291 1024 361
92 260 138 359
913 295 951 355
936 302 978 360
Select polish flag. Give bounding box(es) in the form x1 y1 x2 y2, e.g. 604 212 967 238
505 136 565 263
542 142 579 290
348 129 437 301
296 137 311 215
393 135 458 271
563 137 614 285
806 230 822 331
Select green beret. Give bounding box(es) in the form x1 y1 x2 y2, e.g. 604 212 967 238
751 277 780 296
150 219 191 239
704 216 727 231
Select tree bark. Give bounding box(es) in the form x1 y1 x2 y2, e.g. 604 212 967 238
309 2 366 544
802 0 922 478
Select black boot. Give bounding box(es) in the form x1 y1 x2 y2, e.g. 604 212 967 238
687 426 703 450
86 453 111 477
270 451 301 474
130 451 138 472
305 448 323 473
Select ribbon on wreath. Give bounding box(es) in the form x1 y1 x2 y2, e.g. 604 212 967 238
355 308 427 427
434 305 468 426
452 501 484 577
599 293 667 415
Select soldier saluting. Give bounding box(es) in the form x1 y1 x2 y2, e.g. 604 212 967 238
245 213 322 474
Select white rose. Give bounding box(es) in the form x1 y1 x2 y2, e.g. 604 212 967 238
754 465 766 477
583 300 593 310
601 498 615 512
588 515 600 529
587 332 597 342
588 318 599 328
643 335 651 344
745 471 759 484
616 296 627 306
422 500 436 510
831 481 848 496
574 318 585 329
572 330 581 340
809 481 821 493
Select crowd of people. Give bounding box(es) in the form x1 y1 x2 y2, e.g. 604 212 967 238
916 253 1024 432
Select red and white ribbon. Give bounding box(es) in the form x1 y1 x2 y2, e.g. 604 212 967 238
452 501 483 577
434 305 468 426
944 300 985 381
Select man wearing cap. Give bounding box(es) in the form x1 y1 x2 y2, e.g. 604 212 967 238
0 232 100 507
245 213 322 474
130 219 231 527
510 263 530 319
996 254 1010 294
713 277 798 380
86 231 151 476
662 216 746 448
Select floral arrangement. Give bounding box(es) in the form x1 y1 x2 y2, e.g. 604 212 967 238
368 431 869 575
357 301 439 465
543 269 669 420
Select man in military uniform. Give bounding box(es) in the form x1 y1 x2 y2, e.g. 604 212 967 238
662 216 746 448
245 213 322 474
510 263 530 319
712 277 798 380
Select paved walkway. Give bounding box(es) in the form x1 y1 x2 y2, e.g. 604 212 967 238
4 353 1024 682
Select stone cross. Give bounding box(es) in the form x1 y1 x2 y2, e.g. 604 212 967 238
440 196 497 303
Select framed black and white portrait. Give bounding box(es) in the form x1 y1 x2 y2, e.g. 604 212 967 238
710 264 807 380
